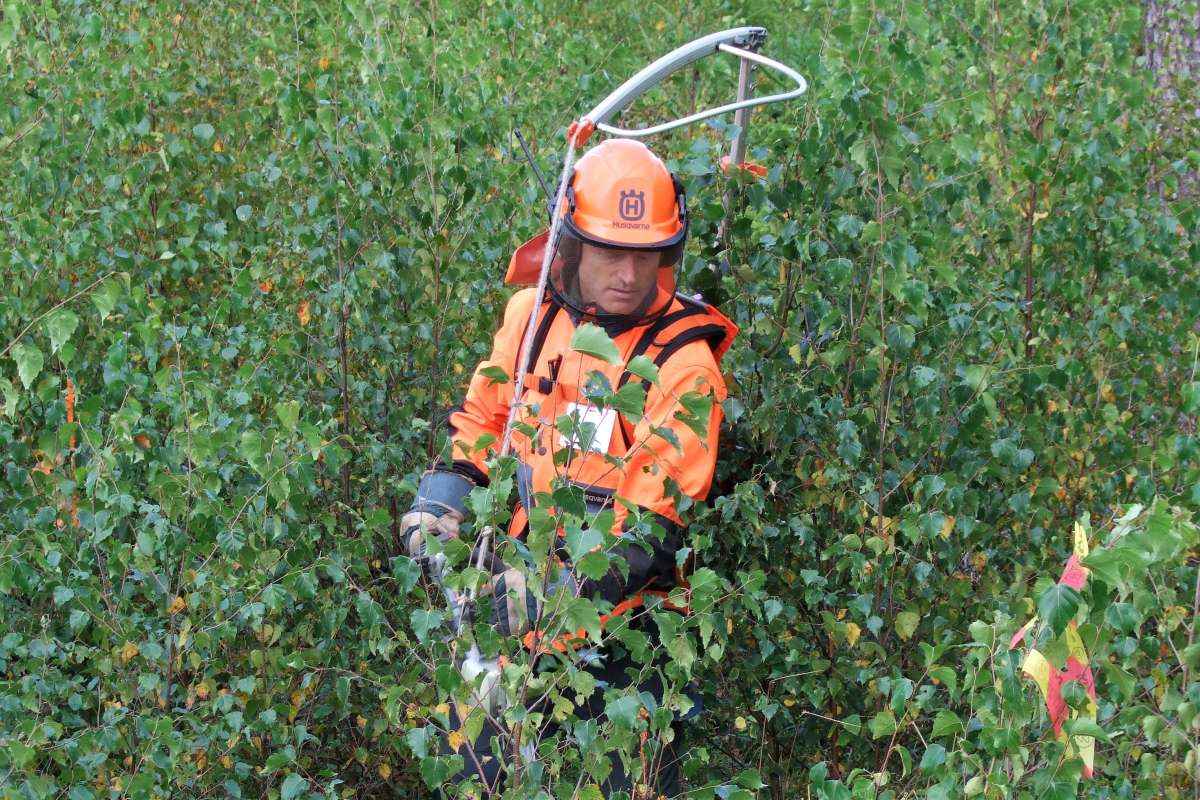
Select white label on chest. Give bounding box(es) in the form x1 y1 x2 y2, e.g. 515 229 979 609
558 402 617 454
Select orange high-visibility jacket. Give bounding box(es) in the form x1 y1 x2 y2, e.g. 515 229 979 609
414 284 737 614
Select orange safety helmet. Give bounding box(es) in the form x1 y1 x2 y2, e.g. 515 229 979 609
564 139 688 254
547 139 689 325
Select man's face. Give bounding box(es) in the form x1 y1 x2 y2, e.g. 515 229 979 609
576 243 660 315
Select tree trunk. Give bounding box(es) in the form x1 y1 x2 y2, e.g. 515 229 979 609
1144 0 1200 197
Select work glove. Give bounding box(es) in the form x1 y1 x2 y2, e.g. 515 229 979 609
401 508 463 563
489 561 580 638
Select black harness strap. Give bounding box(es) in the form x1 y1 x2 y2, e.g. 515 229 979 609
651 324 729 370
616 305 708 390
518 301 560 387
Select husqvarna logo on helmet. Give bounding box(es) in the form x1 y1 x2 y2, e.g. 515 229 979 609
617 189 645 221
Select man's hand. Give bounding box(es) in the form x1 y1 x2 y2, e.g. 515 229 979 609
488 562 580 638
401 508 463 560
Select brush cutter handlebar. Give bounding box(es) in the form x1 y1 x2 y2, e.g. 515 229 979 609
576 27 807 141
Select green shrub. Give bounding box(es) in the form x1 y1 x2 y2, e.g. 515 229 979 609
1 1 1196 798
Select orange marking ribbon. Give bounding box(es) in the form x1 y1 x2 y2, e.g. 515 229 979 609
1007 521 1098 777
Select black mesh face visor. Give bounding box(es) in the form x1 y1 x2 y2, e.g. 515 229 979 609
549 227 681 328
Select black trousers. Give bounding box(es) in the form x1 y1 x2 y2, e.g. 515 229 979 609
441 644 686 798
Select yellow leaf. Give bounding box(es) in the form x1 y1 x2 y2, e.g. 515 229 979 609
447 729 466 751
296 301 312 326
1072 520 1090 560
734 716 747 731
378 762 392 780
434 702 450 717
119 640 139 664
655 19 666 31
845 621 861 647
1101 383 1115 403
319 55 331 71
940 516 955 540
168 595 186 615
212 139 224 153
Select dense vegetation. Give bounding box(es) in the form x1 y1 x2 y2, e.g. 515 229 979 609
1 0 1198 797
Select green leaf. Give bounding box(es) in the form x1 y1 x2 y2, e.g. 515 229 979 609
869 709 897 738
0 378 18 418
1183 643 1200 670
931 709 963 738
406 726 434 759
650 424 682 454
928 666 957 696
11 343 43 390
895 610 920 641
479 365 509 385
919 743 947 771
0 3 20 54
849 138 871 171
564 526 603 563
1037 584 1081 636
570 323 620 365
1103 602 1140 633
91 280 121 322
6 739 34 769
1063 718 1108 741
611 382 646 422
959 364 990 392
275 400 300 433
735 768 767 789
1100 663 1135 700
563 596 601 642
674 390 714 441
44 310 79 355
392 556 422 594
1060 679 1089 709
280 772 307 800
193 122 215 140
605 695 641 729
625 355 660 387
1082 546 1143 589
575 550 610 580
410 609 443 644
576 785 604 800
239 430 265 473
1182 382 1200 413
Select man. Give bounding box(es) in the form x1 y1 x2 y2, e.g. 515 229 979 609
402 138 737 797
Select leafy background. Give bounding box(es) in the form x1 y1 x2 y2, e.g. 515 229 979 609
1 0 1198 798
